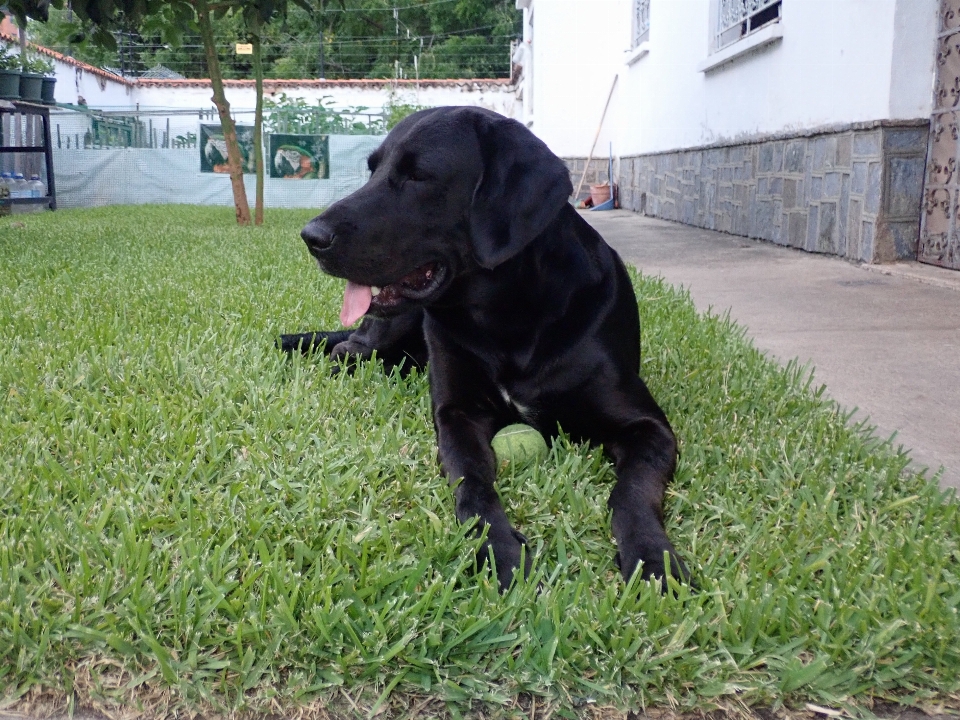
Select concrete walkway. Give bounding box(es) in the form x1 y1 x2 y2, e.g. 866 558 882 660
584 210 960 491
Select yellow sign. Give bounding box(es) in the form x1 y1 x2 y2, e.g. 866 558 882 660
235 43 253 55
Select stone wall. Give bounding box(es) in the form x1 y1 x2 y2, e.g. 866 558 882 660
614 121 928 263
563 157 614 203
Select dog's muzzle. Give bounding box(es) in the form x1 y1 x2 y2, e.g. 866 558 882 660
301 218 336 255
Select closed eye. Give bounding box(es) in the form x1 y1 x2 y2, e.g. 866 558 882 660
397 152 431 183
366 151 381 173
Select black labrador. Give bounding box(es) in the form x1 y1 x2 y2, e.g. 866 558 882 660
282 106 691 591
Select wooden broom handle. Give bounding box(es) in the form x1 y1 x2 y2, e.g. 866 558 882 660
574 73 619 201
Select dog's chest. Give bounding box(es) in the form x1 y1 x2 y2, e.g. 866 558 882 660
427 306 575 423
497 384 537 422
438 322 547 420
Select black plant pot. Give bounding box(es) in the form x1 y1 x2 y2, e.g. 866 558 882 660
41 76 56 105
19 72 43 102
0 68 20 100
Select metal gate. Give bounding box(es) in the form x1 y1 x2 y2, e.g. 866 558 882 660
920 0 960 269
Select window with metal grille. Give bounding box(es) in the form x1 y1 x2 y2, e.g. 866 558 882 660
716 0 781 50
633 0 650 48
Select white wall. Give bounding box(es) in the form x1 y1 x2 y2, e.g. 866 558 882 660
889 0 939 119
132 79 520 119
529 0 628 157
51 60 135 107
41 77 521 152
0 40 136 107
527 0 939 158
40 75 520 150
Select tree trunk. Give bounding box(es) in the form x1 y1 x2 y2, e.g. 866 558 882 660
251 25 265 226
196 0 251 225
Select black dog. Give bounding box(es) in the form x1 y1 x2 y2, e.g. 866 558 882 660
283 106 690 591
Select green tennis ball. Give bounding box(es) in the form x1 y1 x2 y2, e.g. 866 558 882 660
491 424 548 468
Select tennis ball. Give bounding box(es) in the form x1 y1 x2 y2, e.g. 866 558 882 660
491 424 548 468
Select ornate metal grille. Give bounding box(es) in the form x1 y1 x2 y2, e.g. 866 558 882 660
633 0 651 48
919 0 960 269
717 0 781 50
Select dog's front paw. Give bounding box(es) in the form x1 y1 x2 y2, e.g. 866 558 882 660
615 541 692 593
278 332 318 354
478 527 533 592
277 330 355 356
326 339 375 374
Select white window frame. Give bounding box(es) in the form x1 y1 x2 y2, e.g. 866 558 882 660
716 0 781 51
699 0 782 73
632 0 650 48
625 0 651 66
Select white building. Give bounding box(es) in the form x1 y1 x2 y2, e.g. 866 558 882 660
516 0 956 270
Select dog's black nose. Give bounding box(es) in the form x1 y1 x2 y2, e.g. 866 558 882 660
301 218 336 253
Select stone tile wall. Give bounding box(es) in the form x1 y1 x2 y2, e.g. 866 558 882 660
564 157 614 202
605 121 928 263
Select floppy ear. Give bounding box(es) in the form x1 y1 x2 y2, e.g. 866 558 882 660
469 114 574 270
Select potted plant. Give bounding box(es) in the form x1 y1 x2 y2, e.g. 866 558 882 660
0 45 21 101
19 53 52 103
37 57 56 105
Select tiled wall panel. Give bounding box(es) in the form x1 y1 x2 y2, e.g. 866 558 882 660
609 122 927 263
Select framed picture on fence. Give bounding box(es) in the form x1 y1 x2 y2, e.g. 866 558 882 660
268 134 330 179
200 124 256 174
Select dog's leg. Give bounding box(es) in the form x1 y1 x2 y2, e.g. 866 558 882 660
278 310 427 375
573 377 691 590
341 310 426 375
605 420 691 590
278 330 354 355
427 339 528 591
439 410 532 592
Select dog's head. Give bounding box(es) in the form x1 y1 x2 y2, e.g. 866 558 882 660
301 106 573 325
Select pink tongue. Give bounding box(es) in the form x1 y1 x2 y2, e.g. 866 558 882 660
340 281 372 326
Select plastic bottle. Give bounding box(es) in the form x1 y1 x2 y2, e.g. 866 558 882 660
29 175 45 198
11 173 27 199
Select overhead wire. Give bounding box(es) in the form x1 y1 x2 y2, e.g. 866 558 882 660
35 1 520 80
318 0 460 12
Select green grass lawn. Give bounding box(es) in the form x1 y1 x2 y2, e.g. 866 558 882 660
1 206 958 719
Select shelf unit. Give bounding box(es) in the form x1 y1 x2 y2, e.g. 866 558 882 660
0 99 57 211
